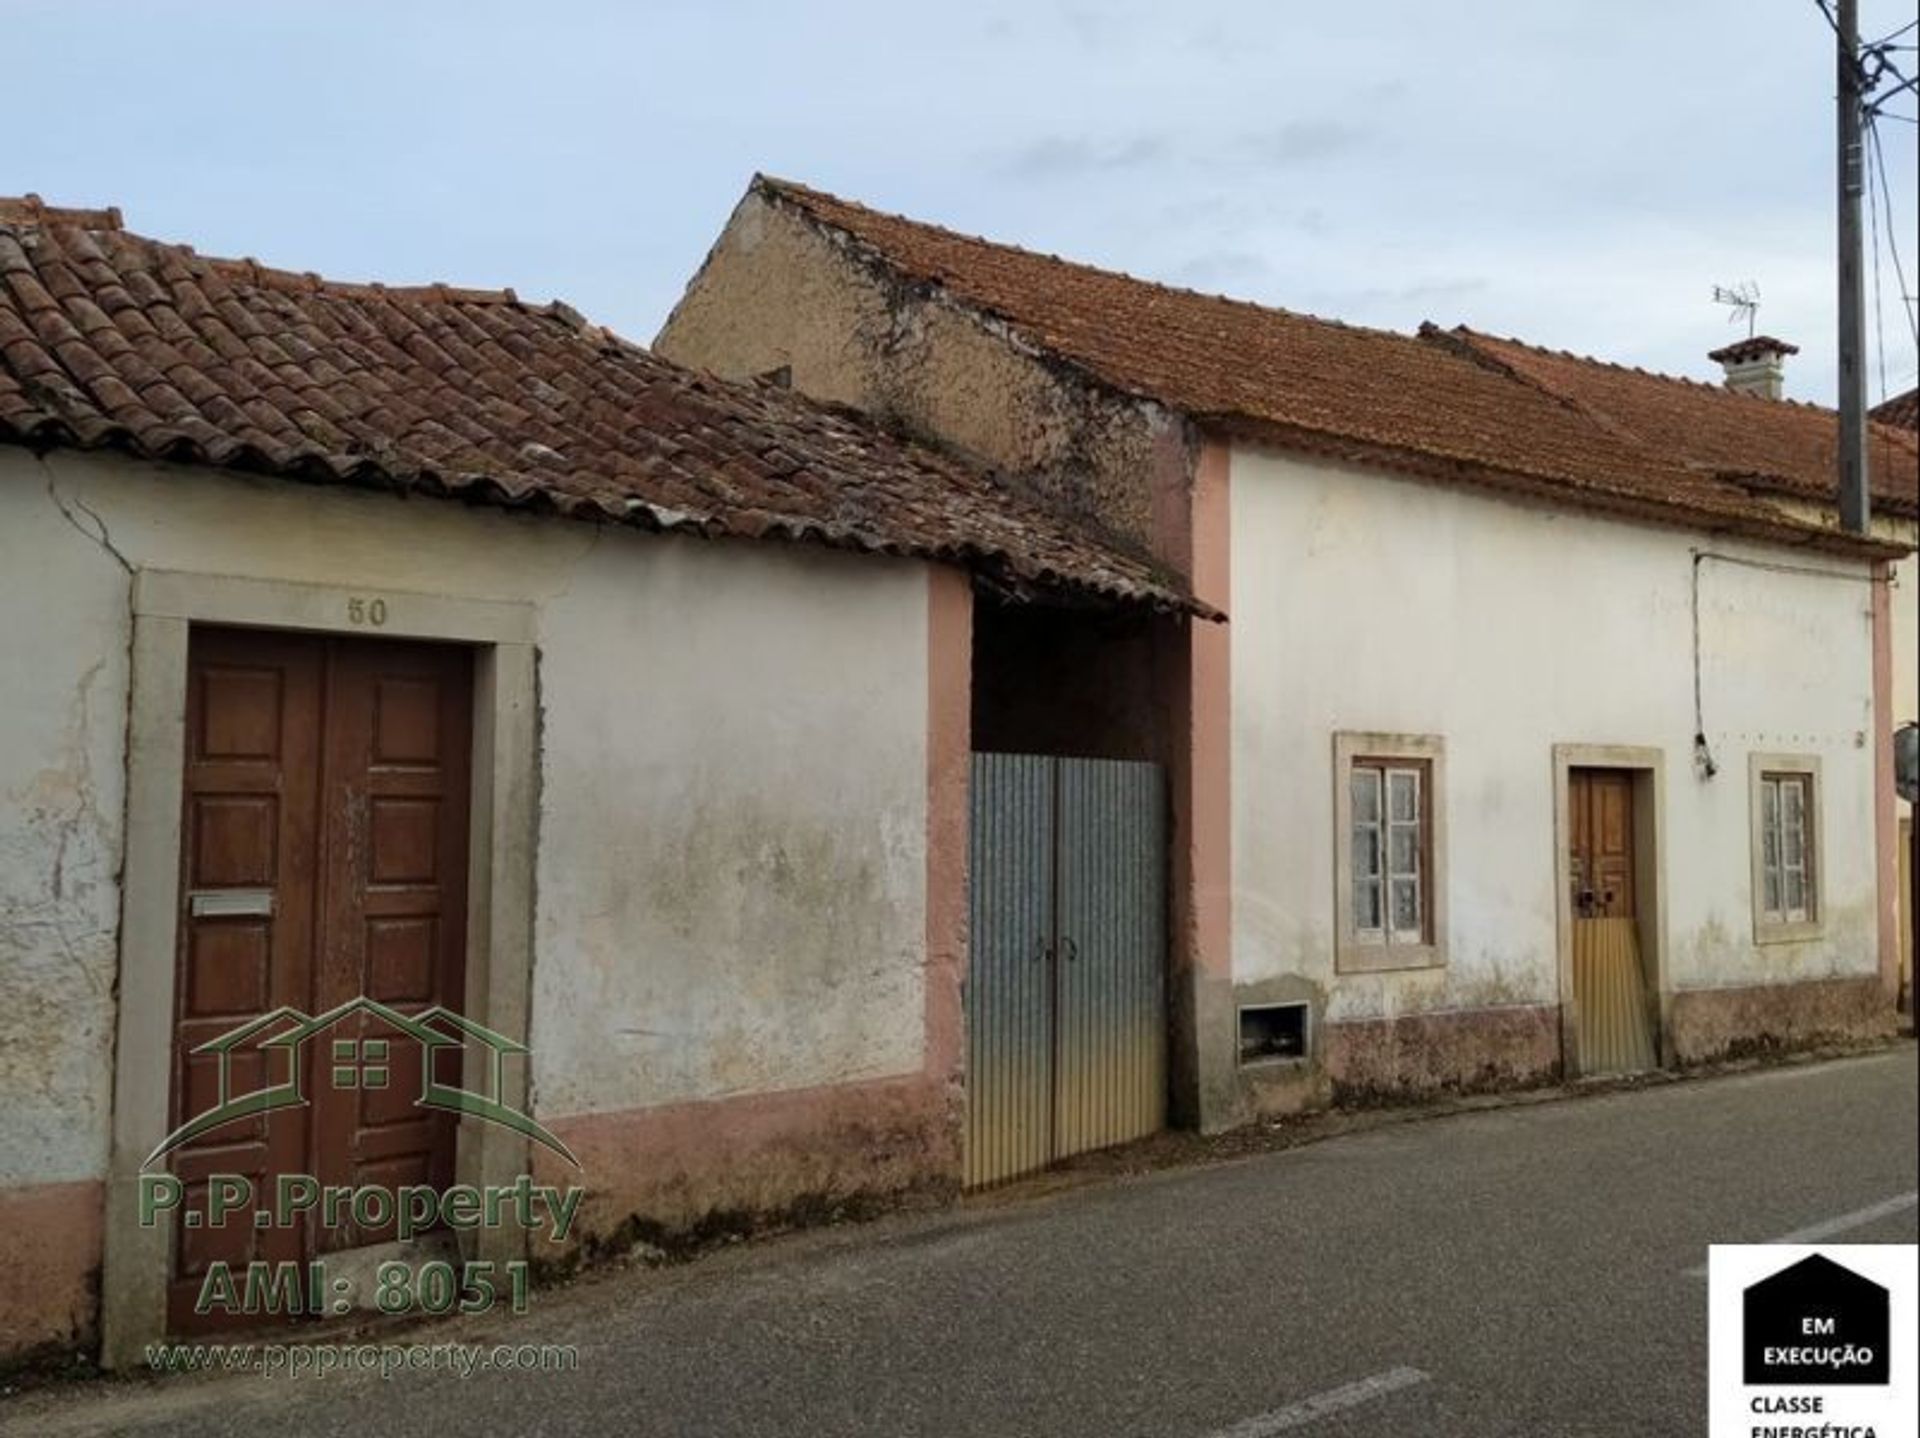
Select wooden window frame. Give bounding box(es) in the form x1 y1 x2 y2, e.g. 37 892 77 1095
1748 753 1825 945
1333 733 1447 973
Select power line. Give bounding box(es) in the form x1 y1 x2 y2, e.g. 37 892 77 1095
1868 71 1919 114
1816 0 1875 88
1867 118 1920 349
1866 118 1891 402
1822 0 1920 111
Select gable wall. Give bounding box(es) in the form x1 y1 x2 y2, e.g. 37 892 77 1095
656 191 1196 572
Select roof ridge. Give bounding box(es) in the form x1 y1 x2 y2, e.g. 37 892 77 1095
753 174 1421 347
0 193 123 230
192 253 526 308
3 195 538 310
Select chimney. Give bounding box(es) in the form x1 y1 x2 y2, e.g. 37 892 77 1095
1707 335 1799 400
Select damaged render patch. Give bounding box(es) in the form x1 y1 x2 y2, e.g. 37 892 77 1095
1324 1005 1563 1106
529 1071 961 1279
1669 977 1896 1065
0 647 122 1185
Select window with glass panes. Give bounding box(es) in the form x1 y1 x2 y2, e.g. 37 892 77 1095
1758 771 1815 924
1349 760 1429 945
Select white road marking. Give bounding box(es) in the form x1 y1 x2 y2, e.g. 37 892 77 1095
1205 1366 1432 1436
1683 1190 1919 1276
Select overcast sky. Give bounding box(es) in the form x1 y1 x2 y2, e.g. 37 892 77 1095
11 1 1918 404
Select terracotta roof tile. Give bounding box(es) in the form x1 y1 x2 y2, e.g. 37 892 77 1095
1872 387 1918 432
1705 334 1799 364
758 176 1912 552
0 199 1195 613
1447 328 1917 520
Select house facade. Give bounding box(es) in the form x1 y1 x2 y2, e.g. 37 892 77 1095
4 182 1912 1370
658 177 1916 1126
0 198 1191 1362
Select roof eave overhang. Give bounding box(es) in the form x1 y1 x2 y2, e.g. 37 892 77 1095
3 426 1212 617
1196 415 1912 565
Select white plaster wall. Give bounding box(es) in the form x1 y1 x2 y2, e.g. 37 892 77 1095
1769 502 1912 804
0 447 931 1187
1229 445 1882 1026
529 526 928 1117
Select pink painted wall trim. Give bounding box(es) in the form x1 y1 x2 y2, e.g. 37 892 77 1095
924 565 973 1086
537 1073 951 1233
1873 560 1899 1000
0 1179 102 1352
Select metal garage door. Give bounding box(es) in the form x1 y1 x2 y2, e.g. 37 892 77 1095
965 753 1166 1189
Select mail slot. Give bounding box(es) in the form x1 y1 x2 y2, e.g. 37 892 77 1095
188 889 275 918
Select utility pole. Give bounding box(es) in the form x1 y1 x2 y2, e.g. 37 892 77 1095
1837 0 1870 534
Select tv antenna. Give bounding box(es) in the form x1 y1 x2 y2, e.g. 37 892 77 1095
1712 281 1762 337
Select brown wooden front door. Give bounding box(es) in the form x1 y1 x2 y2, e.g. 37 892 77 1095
1567 768 1654 1074
168 628 472 1331
1569 769 1635 920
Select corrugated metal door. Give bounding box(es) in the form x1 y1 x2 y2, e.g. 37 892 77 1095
1056 759 1166 1160
967 754 1056 1188
966 754 1166 1188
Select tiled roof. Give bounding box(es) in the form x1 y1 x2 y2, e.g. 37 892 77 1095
757 177 1912 552
1873 387 1918 432
0 196 1195 613
1444 328 1918 520
1705 334 1799 364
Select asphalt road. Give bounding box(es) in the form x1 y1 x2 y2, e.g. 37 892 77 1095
9 1045 1916 1438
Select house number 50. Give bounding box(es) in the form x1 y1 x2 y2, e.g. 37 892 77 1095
347 596 389 626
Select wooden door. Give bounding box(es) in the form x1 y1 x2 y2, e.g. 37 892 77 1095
169 629 472 1328
169 631 324 1331
311 640 472 1251
1569 769 1635 920
1568 768 1654 1074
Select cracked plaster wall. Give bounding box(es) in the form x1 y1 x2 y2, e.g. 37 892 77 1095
0 446 934 1189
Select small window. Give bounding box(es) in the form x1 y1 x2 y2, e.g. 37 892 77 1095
1749 754 1823 944
1349 760 1430 946
1758 771 1816 924
1239 1003 1308 1064
1333 733 1447 973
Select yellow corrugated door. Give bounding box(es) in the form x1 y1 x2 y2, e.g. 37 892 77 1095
1570 770 1656 1075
